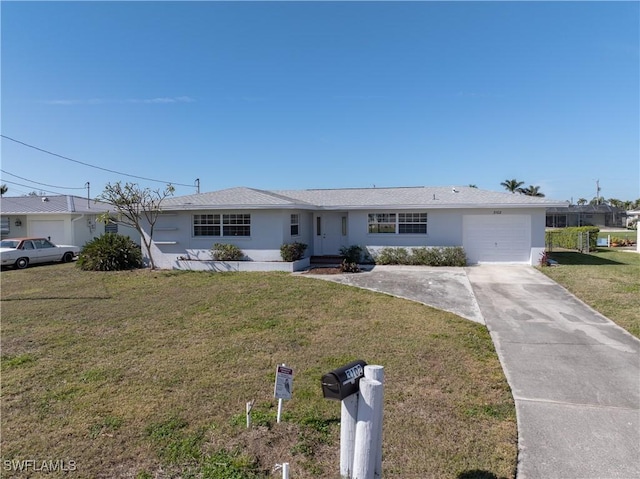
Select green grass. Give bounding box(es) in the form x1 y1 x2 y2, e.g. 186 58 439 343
1 264 516 478
542 249 640 338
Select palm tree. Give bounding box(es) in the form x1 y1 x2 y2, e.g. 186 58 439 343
468 184 478 188
577 198 588 206
520 185 545 197
500 179 525 194
0 184 7 196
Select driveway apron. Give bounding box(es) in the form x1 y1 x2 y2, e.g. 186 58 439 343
466 265 640 479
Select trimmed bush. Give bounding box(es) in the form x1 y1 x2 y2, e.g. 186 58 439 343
546 227 599 252
280 242 307 262
340 245 363 264
77 233 142 271
374 246 467 266
211 243 244 261
374 247 411 265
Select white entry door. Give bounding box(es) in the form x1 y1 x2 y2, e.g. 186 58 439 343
463 214 531 263
314 212 347 255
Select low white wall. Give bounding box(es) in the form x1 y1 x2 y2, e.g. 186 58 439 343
167 257 310 272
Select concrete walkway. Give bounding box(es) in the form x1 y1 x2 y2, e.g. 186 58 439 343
303 265 640 478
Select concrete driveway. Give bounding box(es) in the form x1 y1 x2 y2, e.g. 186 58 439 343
303 265 640 479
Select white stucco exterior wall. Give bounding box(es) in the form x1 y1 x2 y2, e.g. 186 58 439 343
145 206 549 269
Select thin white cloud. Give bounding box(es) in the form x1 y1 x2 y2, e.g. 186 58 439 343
129 96 196 104
45 99 84 105
45 96 195 105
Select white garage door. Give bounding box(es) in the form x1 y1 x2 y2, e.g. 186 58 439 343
29 220 66 245
463 214 531 264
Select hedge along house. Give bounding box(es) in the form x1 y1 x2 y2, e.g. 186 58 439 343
0 194 139 247
145 186 567 270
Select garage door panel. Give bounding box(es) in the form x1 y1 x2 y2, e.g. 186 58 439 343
463 215 531 263
29 220 66 245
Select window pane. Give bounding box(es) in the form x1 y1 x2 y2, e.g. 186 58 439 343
194 225 221 236
223 225 250 236
399 224 427 234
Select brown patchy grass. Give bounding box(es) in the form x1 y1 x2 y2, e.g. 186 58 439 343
542 249 640 338
1 264 516 478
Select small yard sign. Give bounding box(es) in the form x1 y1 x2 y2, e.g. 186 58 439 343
274 364 293 400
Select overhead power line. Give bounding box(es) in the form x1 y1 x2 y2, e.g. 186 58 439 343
1 179 68 196
1 134 195 187
1 169 86 190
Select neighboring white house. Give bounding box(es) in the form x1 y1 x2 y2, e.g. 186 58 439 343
144 186 567 270
0 195 139 247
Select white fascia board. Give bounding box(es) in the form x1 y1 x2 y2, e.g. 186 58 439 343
316 202 567 210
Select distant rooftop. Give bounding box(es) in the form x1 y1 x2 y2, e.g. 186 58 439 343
0 195 115 214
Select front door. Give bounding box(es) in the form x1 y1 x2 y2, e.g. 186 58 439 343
315 212 347 255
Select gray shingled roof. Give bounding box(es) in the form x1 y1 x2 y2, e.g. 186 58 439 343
162 187 315 209
0 195 115 214
162 186 567 210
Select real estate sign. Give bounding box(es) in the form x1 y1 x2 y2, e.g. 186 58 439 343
274 364 293 400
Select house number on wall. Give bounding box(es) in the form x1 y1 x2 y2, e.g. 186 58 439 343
493 210 502 214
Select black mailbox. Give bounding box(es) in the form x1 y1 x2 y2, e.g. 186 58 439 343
321 359 367 401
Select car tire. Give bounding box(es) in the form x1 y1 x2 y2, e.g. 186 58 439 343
62 252 74 263
15 257 29 269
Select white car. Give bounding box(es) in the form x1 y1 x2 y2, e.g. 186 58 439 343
0 237 80 269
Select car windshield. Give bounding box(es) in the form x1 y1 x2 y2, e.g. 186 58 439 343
0 240 20 248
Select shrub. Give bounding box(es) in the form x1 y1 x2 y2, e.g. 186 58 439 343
374 247 411 265
77 233 143 271
211 243 244 261
340 245 363 264
374 246 467 266
339 259 360 273
280 242 308 262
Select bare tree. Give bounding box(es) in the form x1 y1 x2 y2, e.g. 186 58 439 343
97 182 175 269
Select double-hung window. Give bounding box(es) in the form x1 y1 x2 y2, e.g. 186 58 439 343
193 214 251 237
223 214 251 236
368 213 396 234
399 213 427 234
368 212 427 235
194 214 221 236
290 214 300 236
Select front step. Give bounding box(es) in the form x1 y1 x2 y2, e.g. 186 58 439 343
310 255 344 265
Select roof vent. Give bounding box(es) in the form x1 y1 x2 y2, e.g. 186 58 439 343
452 187 459 193
42 197 49 202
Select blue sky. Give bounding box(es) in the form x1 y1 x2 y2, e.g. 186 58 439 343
2 1 638 203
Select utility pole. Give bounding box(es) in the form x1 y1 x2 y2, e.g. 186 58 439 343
86 182 90 209
195 178 200 194
595 179 601 205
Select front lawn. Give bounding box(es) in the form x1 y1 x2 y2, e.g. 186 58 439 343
1 264 516 479
542 249 640 338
